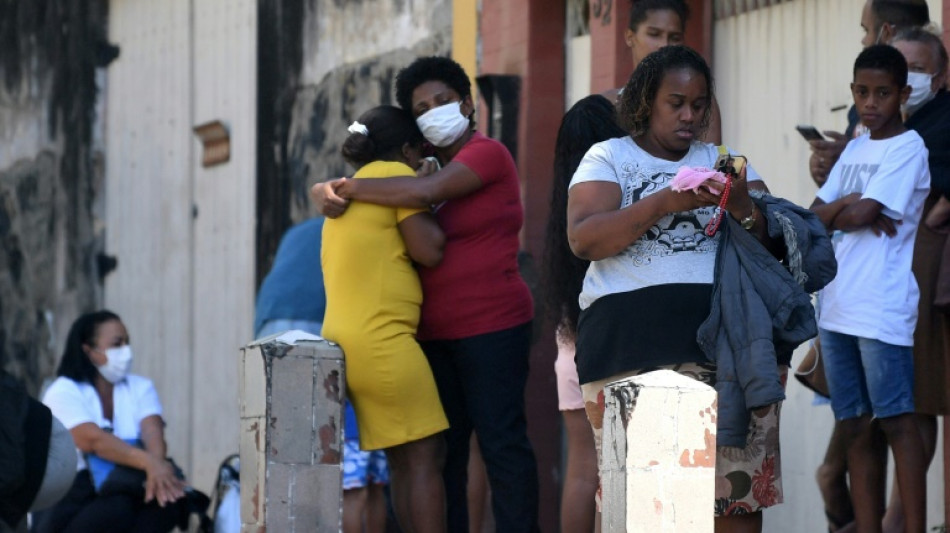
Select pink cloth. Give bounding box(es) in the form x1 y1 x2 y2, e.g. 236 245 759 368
554 330 584 411
670 166 727 194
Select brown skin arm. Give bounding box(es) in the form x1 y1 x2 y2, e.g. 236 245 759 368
336 161 483 208
925 196 950 232
567 181 719 261
808 131 849 187
834 197 895 234
810 194 897 236
397 212 445 267
140 415 186 506
810 195 858 230
70 417 185 506
310 178 350 218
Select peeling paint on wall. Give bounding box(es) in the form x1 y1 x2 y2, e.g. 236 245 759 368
256 0 450 283
0 0 108 392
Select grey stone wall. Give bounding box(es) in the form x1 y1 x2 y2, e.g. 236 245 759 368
256 0 451 281
0 0 109 393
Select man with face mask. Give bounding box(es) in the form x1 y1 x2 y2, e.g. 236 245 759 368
808 0 931 185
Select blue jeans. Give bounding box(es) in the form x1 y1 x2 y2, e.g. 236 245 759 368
422 322 539 533
819 329 915 420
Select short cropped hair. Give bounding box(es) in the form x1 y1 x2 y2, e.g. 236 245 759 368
854 44 909 88
871 0 930 30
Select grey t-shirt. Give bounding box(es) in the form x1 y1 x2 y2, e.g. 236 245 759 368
568 137 763 310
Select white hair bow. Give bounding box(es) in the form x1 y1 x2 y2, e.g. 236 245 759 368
347 121 369 136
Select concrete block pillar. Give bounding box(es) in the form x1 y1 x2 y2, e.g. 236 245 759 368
239 337 345 533
601 369 717 532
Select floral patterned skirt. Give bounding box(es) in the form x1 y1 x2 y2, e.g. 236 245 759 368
580 362 786 516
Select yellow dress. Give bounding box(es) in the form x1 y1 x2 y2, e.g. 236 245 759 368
321 160 448 450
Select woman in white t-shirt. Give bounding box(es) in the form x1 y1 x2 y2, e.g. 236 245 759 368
31 311 186 533
567 45 782 533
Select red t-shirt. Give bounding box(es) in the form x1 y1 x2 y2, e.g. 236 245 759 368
416 132 534 340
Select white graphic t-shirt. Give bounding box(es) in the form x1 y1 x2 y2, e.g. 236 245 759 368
816 130 930 346
568 137 763 310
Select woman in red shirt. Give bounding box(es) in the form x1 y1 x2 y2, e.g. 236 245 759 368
312 56 538 532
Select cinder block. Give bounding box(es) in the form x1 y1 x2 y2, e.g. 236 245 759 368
269 355 315 464
241 346 267 419
602 370 717 533
240 338 345 532
292 465 343 532
266 462 294 532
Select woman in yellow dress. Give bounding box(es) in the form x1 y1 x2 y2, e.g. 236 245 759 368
321 105 448 533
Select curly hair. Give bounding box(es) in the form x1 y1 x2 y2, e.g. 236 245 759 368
340 105 424 169
618 45 713 137
395 56 472 113
629 0 690 31
855 44 909 88
541 95 627 340
57 310 122 384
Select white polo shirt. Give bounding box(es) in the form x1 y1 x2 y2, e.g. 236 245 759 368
42 374 163 471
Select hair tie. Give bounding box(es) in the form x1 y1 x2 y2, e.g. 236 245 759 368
347 121 369 136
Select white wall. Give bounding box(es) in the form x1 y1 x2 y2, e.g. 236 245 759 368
714 1 945 530
105 0 256 492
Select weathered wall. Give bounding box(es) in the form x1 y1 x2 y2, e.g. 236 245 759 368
256 0 452 276
0 0 109 393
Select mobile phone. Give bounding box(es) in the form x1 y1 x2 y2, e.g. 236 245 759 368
795 125 826 141
715 154 747 176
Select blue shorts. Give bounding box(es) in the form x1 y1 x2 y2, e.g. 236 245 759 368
342 440 389 490
819 329 915 420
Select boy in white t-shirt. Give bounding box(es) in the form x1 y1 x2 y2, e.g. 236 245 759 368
810 44 930 532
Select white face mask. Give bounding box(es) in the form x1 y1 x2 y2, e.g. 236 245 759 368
416 101 470 147
903 71 936 115
97 345 133 383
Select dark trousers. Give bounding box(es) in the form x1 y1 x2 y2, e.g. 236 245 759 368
422 322 539 533
31 470 181 533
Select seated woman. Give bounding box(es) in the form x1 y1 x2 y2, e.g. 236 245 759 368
321 105 449 533
32 310 186 533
